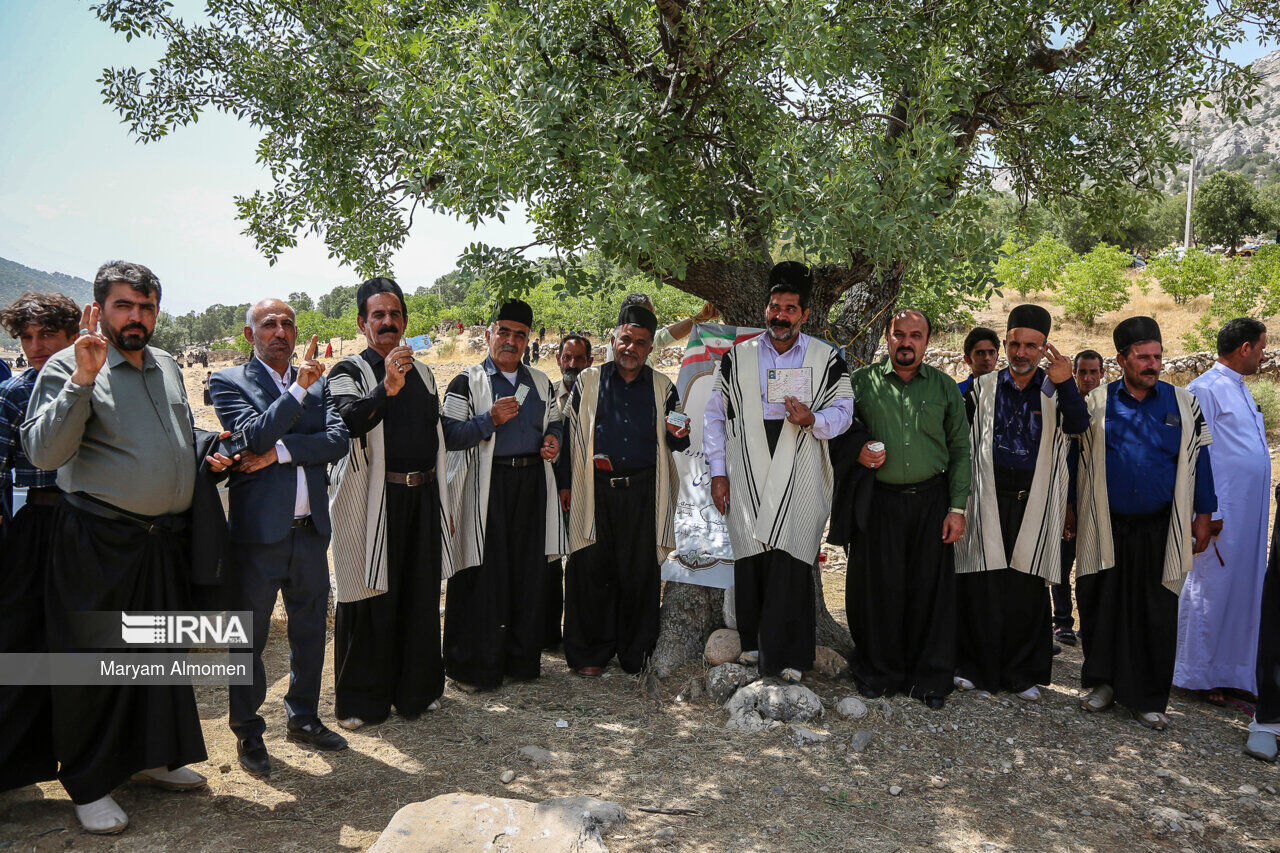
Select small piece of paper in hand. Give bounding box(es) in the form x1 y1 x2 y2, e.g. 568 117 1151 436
766 367 812 405
666 411 690 429
515 384 530 405
555 718 569 728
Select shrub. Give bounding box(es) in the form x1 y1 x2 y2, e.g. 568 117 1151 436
1056 243 1132 326
993 234 1076 299
1146 249 1220 305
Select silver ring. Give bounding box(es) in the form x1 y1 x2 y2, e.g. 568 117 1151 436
79 328 91 334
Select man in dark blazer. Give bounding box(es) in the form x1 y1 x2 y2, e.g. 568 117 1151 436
211 298 350 776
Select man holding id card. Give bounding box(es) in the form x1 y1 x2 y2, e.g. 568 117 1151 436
557 304 690 677
441 299 567 692
703 262 853 684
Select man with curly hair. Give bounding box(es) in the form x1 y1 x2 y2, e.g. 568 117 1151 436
0 291 79 799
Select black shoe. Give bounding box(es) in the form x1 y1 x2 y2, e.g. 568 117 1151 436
1054 627 1078 646
237 736 271 777
923 695 946 710
286 719 348 751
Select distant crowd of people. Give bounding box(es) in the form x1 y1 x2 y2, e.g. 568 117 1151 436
0 260 1276 839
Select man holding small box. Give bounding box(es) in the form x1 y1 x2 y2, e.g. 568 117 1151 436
557 304 690 676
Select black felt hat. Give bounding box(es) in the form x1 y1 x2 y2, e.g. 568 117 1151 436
1113 316 1162 353
493 298 534 328
617 304 658 335
1007 304 1051 336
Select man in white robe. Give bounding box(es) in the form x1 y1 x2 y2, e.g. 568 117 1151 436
1176 318 1270 702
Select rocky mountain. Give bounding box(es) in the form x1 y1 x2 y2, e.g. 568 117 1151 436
0 256 94 316
1181 48 1280 173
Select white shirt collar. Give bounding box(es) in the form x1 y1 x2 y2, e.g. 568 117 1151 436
255 356 291 387
1212 360 1244 382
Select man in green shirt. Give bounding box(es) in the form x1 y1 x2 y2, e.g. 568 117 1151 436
845 309 971 709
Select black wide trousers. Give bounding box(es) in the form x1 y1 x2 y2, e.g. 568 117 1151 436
444 464 547 689
735 550 815 676
0 503 58 793
1077 510 1177 714
46 502 207 805
847 477 955 699
335 482 444 722
563 469 661 673
955 489 1053 693
1253 484 1280 726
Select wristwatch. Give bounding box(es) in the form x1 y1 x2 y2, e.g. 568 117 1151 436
949 507 967 517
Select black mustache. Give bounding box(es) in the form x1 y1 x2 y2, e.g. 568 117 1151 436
121 324 147 335
377 326 398 335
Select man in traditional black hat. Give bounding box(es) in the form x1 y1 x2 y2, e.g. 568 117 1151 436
704 262 854 684
442 299 566 691
557 304 690 677
952 305 1088 703
326 277 454 733
1072 316 1216 730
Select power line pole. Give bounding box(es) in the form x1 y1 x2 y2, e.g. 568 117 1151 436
1183 150 1196 250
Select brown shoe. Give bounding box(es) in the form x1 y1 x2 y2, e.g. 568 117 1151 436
576 666 604 678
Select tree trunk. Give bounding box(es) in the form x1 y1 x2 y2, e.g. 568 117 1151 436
648 256 903 675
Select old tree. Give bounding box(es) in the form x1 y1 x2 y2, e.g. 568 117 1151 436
96 0 1276 672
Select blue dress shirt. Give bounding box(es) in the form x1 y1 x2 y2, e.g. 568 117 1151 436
990 368 1088 471
442 357 562 456
1104 380 1217 516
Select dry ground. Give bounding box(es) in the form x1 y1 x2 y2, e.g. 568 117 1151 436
3 335 1280 852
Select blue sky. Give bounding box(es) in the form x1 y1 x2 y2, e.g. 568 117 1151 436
0 3 1274 314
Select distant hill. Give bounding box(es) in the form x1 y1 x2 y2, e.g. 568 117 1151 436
0 256 94 312
1175 48 1280 182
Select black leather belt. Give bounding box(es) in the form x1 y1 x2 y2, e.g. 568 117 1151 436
876 473 946 494
594 467 655 489
386 469 435 486
24 488 62 507
291 515 314 528
493 455 541 468
996 488 1031 502
64 492 189 534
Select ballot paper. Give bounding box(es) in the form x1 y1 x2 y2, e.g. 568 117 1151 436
515 384 531 405
766 367 812 404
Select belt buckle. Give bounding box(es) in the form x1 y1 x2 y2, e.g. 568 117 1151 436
406 471 424 487
1017 490 1029 501
609 476 628 488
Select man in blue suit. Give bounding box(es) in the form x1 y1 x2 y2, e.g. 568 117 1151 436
211 298 349 776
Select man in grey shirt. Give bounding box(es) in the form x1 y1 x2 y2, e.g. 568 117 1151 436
22 261 227 835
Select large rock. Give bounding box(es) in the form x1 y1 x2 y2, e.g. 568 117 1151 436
369 793 626 853
707 663 758 705
810 646 848 678
725 680 823 732
704 629 742 665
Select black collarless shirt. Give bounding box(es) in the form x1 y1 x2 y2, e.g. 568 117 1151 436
330 348 439 472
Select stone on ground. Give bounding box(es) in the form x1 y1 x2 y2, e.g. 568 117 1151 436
519 746 555 768
369 793 626 852
810 646 848 678
835 697 868 719
849 730 876 753
704 628 742 665
706 663 758 705
788 724 831 746
725 680 823 732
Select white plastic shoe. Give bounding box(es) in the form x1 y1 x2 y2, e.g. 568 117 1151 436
780 668 803 684
1016 686 1042 703
953 676 975 691
426 700 441 712
737 651 760 666
75 795 128 835
1081 684 1115 712
337 716 365 731
130 765 207 791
